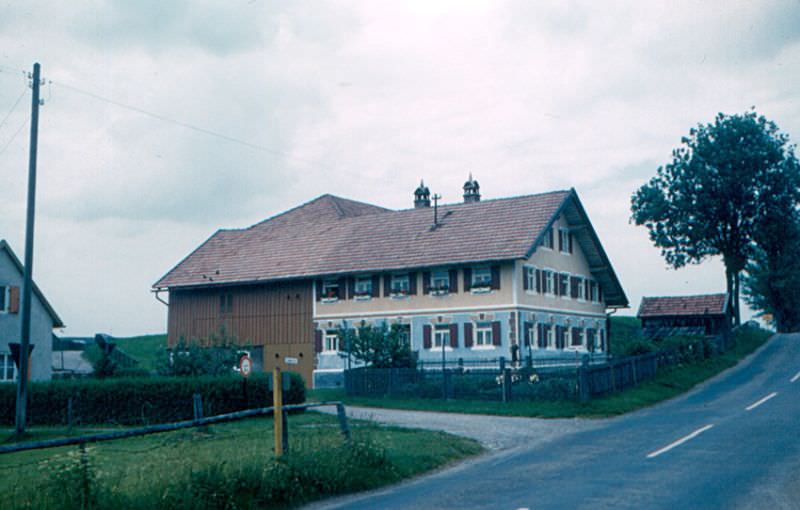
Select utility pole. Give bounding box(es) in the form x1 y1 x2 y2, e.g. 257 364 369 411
15 62 42 437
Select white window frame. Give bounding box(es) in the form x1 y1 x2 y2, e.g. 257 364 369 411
569 327 584 349
524 266 536 292
431 270 450 292
0 285 8 313
542 227 554 249
433 326 451 348
321 280 339 301
559 228 572 254
0 352 17 383
560 272 571 299
471 267 492 288
390 274 410 295
323 332 339 352
591 281 600 303
576 276 585 301
529 323 540 349
546 325 555 349
354 276 373 297
545 270 555 296
474 323 493 347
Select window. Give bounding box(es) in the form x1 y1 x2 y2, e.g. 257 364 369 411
321 280 339 300
0 286 7 313
433 326 450 348
431 270 450 291
474 323 493 346
558 228 572 253
391 274 410 294
324 332 339 352
525 267 536 292
471 267 492 288
576 276 585 300
219 293 233 313
545 325 555 348
571 327 584 347
559 273 570 297
589 280 599 302
0 353 16 382
545 270 555 295
354 276 372 296
542 227 554 249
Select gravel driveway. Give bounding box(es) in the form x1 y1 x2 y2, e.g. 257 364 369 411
316 406 597 451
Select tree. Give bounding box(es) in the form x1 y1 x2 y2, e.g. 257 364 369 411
631 111 796 325
336 321 415 368
157 324 247 376
742 150 800 332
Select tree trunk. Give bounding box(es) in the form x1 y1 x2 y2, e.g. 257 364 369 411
725 268 736 328
733 271 741 326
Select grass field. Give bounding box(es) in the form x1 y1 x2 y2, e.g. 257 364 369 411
82 333 166 372
0 413 482 510
310 328 772 418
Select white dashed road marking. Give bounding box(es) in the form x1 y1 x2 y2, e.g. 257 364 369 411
647 424 714 459
746 392 778 411
791 371 800 383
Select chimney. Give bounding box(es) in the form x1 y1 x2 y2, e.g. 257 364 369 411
463 173 480 203
414 179 431 208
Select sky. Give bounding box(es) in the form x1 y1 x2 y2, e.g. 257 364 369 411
0 1 799 336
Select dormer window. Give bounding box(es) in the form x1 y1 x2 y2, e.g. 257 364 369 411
390 274 410 295
321 280 340 301
354 276 373 297
431 270 450 293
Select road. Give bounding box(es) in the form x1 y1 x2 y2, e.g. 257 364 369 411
312 333 800 510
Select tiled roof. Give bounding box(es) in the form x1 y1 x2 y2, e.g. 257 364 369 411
637 293 728 318
154 191 570 289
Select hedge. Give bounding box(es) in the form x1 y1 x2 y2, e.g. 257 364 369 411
0 372 305 426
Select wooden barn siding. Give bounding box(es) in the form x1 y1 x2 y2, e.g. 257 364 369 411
167 281 314 348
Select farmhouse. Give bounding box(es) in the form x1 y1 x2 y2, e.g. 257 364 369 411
154 179 628 386
0 240 64 382
637 293 731 340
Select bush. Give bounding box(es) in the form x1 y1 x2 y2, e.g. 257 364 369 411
0 373 306 426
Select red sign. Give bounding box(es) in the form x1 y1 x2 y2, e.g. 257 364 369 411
238 355 253 378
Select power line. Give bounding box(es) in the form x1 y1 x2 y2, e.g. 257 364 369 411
0 117 29 159
0 88 27 132
51 80 315 162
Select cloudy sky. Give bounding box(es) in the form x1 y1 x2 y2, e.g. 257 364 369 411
1 1 798 336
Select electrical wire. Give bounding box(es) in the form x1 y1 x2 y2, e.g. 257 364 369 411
51 80 316 162
0 88 27 132
0 117 29 159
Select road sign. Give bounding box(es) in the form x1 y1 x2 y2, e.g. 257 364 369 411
284 357 298 365
238 355 253 378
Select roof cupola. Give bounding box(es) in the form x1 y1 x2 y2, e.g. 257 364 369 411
414 179 431 208
463 173 480 203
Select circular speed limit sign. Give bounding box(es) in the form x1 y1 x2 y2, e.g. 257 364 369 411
238 355 253 378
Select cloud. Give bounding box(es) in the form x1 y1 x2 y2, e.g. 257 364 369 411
1 0 798 334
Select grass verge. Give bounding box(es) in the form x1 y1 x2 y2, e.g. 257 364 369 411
0 413 481 510
310 328 772 418
82 334 166 372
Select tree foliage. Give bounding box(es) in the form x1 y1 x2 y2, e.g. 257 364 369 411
157 325 248 377
631 110 798 324
336 321 415 368
742 150 800 332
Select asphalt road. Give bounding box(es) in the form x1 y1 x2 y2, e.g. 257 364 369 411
313 333 800 510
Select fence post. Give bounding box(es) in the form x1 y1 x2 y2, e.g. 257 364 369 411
630 358 637 386
192 393 203 421
336 403 351 441
281 409 289 453
67 397 74 433
499 356 511 402
578 354 590 403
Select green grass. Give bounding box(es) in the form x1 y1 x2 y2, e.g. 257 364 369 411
0 413 482 510
82 334 166 372
310 328 772 418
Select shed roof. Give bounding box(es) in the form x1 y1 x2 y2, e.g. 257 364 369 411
637 293 728 319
